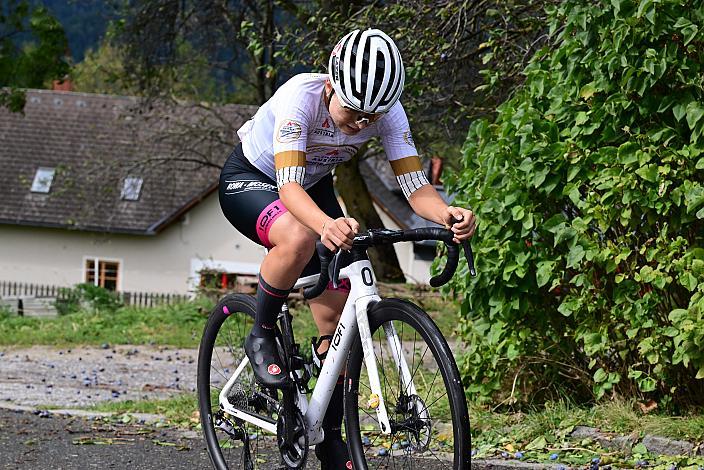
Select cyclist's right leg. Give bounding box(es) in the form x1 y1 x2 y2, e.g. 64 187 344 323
220 144 319 388
246 213 316 388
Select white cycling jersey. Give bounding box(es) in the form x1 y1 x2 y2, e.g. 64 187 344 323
237 73 429 199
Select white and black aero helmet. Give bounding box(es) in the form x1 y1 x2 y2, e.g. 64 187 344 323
328 29 405 114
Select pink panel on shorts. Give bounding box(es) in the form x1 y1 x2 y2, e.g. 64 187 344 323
327 278 351 292
256 199 288 248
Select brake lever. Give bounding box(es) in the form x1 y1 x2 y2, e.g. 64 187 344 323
330 249 346 288
449 216 477 277
461 240 476 276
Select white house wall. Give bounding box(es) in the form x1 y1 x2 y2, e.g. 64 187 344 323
0 194 432 293
0 193 266 294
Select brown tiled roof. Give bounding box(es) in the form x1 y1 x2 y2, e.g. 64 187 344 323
0 89 257 234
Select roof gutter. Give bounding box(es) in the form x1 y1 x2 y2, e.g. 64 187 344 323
0 218 153 236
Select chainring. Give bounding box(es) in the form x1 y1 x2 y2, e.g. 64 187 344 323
276 407 308 468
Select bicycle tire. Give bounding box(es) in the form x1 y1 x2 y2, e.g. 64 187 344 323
198 293 279 470
344 298 471 469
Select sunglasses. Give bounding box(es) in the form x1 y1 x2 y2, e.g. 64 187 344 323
336 95 385 125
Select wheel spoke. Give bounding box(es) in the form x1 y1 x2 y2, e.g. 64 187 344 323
421 367 441 416
408 345 430 396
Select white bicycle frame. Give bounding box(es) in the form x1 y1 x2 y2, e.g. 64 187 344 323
216 257 424 445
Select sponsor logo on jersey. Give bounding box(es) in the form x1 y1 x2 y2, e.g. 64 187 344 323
276 120 303 143
403 130 415 147
224 180 277 194
313 117 334 138
306 145 356 166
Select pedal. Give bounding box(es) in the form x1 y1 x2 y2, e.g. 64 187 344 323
288 354 312 394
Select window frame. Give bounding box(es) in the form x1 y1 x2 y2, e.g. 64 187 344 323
82 256 123 291
31 167 56 193
121 176 144 201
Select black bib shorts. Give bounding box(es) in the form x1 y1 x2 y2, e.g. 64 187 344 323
219 143 346 279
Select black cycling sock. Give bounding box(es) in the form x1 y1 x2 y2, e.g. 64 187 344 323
252 274 291 338
323 378 345 439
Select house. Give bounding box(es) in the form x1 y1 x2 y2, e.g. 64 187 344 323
0 88 447 295
0 88 265 295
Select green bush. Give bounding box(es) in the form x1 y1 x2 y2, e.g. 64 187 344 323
56 283 123 314
448 0 704 407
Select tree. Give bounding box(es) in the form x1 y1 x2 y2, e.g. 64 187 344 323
111 0 556 281
0 0 70 111
115 0 284 105
112 0 409 278
280 0 555 156
73 34 223 102
448 0 704 406
275 0 554 280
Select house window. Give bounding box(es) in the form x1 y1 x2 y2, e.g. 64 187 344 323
121 177 143 201
85 259 120 291
31 167 55 193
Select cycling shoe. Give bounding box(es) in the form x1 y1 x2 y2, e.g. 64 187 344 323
244 333 292 389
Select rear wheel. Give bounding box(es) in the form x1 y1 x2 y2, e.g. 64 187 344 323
344 298 471 469
197 294 281 470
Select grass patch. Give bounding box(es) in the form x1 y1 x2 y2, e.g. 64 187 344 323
470 400 704 466
0 299 212 347
0 285 460 348
87 392 199 428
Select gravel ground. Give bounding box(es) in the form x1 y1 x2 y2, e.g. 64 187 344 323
0 406 458 469
0 345 459 469
0 406 215 469
0 345 197 407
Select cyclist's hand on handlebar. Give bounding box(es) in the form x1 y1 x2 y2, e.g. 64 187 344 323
321 217 360 251
442 206 477 243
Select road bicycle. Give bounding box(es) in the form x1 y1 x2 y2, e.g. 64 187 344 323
197 226 476 469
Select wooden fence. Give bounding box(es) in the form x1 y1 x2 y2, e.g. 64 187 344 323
0 281 189 309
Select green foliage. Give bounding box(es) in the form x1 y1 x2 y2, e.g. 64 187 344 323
0 0 70 111
448 0 704 406
279 1 553 156
72 35 224 102
57 283 123 314
470 400 704 466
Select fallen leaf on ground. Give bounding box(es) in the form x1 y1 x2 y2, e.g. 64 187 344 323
638 400 657 414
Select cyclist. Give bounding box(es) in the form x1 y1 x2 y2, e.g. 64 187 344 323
219 28 476 469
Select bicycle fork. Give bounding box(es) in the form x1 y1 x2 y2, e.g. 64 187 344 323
355 298 427 435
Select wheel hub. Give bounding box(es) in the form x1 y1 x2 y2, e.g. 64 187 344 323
391 394 432 451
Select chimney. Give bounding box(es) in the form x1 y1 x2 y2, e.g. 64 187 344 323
430 156 443 186
52 77 73 92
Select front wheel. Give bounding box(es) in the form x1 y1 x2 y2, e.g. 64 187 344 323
344 298 471 469
197 294 281 470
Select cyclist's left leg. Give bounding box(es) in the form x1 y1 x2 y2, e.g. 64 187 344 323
303 175 353 470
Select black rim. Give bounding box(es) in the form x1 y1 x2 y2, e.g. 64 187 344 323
198 294 267 470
